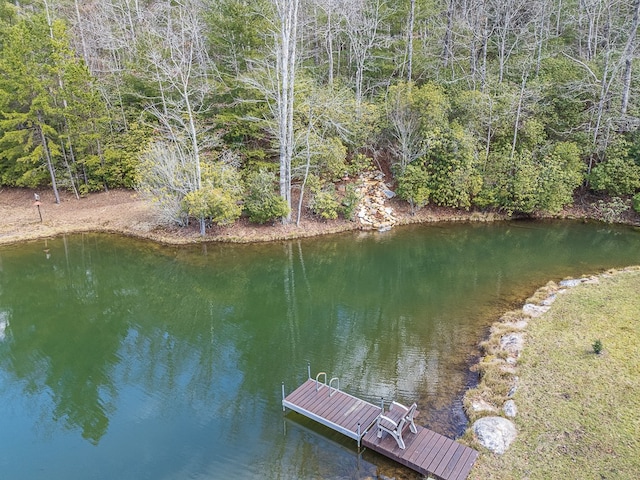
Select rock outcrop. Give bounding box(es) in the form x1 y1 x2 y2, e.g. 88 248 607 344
472 416 517 455
356 172 397 231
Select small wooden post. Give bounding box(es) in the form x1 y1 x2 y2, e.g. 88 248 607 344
35 202 42 222
34 193 42 223
282 382 286 412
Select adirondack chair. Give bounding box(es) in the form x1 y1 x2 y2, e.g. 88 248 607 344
376 401 418 450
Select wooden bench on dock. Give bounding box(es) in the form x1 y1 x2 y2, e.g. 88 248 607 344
282 366 478 480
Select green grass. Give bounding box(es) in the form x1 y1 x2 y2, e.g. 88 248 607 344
468 268 640 480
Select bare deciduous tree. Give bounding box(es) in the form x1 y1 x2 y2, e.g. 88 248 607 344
141 0 219 234
339 0 388 113
273 0 300 222
621 0 640 114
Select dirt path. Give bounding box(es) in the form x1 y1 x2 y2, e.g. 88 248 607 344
1 187 637 246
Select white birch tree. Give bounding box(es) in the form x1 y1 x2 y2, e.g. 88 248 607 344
273 0 300 222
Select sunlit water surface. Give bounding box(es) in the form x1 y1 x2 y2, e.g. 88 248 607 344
0 220 638 479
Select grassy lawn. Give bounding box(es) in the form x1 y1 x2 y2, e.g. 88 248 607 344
468 268 640 480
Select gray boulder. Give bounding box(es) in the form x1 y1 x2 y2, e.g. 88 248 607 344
472 416 517 454
559 278 582 287
503 400 518 417
523 303 550 317
541 294 557 306
500 332 525 357
470 399 498 414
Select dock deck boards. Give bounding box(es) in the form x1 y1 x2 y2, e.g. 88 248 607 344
282 377 479 480
362 425 478 480
282 378 382 440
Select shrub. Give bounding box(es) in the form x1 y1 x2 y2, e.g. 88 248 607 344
205 188 242 225
396 163 430 212
310 185 340 220
592 339 603 355
346 153 374 177
536 142 585 214
590 157 640 195
424 125 481 209
595 197 630 223
244 170 290 224
340 183 362 220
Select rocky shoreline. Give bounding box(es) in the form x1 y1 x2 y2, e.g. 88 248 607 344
464 267 640 455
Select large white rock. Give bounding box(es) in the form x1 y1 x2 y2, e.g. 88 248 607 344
523 303 550 317
473 416 517 454
500 332 525 357
470 399 498 414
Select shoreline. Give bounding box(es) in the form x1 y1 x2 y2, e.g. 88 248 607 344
3 187 640 476
465 266 640 478
1 187 638 247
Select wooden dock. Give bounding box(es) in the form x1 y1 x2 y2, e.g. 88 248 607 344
362 422 478 480
282 377 382 445
282 370 478 480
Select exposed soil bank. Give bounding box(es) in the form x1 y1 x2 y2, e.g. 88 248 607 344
2 187 638 246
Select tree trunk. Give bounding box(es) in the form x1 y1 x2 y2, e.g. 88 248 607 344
621 0 640 114
481 15 489 92
60 140 80 199
297 108 313 227
275 0 299 223
37 116 61 204
95 137 109 192
406 0 415 82
73 0 89 64
510 71 528 162
327 12 334 86
442 0 454 68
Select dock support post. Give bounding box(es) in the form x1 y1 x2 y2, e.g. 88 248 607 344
282 382 286 412
380 397 384 410
357 423 361 449
307 362 311 379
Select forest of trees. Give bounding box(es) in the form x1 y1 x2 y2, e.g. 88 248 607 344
1 0 640 231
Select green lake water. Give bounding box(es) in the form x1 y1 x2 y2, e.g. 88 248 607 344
0 220 638 479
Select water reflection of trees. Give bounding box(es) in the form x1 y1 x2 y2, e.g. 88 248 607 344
0 222 637 452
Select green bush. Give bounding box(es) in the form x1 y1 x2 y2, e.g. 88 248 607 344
477 142 584 214
592 339 603 355
536 142 585 214
633 193 640 213
346 153 373 177
207 188 243 225
310 185 340 220
244 170 290 224
590 157 640 195
340 183 362 220
396 163 430 211
424 125 481 209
